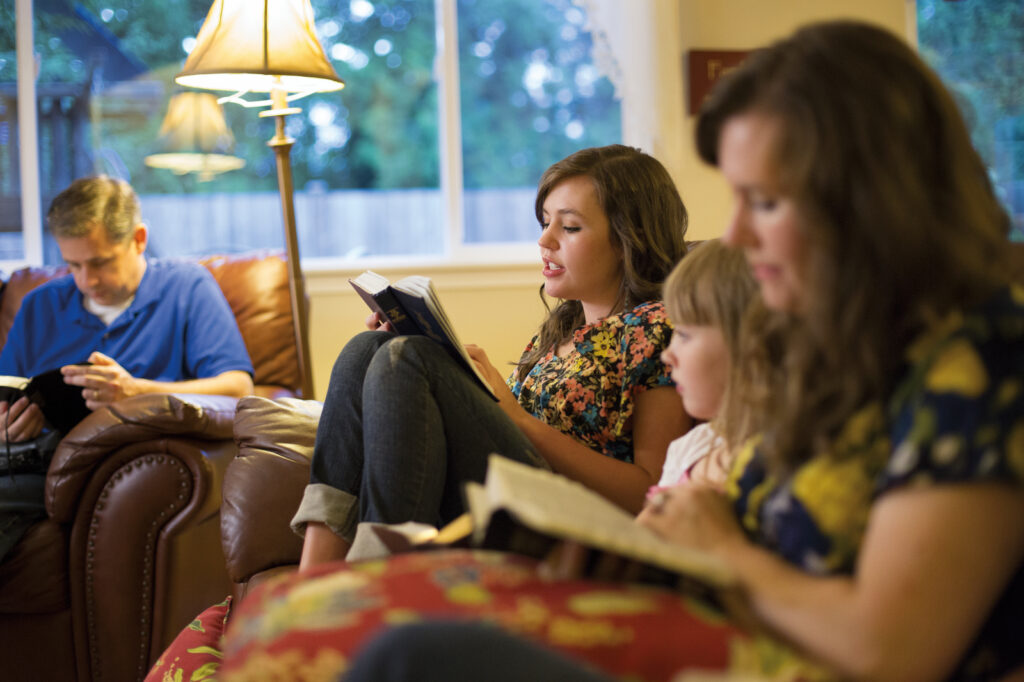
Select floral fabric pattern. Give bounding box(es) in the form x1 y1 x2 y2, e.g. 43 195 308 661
727 286 1024 680
216 550 772 682
145 596 231 682
508 301 673 463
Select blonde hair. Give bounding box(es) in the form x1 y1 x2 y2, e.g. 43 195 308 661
663 240 758 451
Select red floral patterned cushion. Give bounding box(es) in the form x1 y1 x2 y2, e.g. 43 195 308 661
217 550 766 682
145 596 232 682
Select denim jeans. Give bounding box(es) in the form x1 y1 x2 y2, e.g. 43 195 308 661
294 331 547 540
341 621 616 682
0 472 46 562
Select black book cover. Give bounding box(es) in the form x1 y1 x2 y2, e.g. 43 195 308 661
0 367 91 435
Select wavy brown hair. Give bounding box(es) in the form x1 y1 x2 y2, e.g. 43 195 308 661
695 21 1011 472
516 145 689 381
664 240 759 452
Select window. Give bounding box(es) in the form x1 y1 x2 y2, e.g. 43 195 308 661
457 0 620 245
2 0 621 266
0 0 25 262
917 0 1024 240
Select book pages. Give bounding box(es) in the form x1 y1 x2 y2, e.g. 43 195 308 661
479 455 736 588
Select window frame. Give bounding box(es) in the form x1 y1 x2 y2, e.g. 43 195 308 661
8 0 680 271
11 0 43 271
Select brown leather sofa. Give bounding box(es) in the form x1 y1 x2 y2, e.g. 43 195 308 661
0 252 303 682
222 396 322 600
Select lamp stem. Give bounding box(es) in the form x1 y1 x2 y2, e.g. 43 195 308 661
269 112 315 399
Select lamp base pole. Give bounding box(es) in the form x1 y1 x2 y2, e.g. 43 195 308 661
268 113 315 399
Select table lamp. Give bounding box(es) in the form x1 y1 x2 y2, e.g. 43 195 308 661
144 92 246 181
176 0 346 398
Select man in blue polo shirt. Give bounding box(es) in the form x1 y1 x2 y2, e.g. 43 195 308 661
0 175 254 559
0 176 254 442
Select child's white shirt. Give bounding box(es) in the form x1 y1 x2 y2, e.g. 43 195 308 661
657 423 724 487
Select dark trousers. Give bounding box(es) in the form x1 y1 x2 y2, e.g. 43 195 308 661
0 473 45 562
342 622 616 682
310 331 547 537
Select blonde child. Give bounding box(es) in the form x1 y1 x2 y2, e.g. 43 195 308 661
295 145 692 569
651 240 758 492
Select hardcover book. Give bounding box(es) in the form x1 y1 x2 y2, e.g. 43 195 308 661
350 455 738 607
349 270 497 399
0 367 90 435
465 456 737 598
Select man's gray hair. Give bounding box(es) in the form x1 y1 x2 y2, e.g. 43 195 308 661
46 175 141 242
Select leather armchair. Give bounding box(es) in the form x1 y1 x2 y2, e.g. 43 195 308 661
0 252 303 682
221 396 321 600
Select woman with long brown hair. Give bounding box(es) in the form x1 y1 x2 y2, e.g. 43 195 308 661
294 144 692 569
340 20 1024 682
640 19 1023 680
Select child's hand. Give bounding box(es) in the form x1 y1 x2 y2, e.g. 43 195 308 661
643 484 671 510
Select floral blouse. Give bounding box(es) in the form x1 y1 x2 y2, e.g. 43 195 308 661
727 286 1024 680
507 301 674 463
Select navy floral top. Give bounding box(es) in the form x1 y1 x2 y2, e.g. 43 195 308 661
507 301 674 463
727 286 1024 680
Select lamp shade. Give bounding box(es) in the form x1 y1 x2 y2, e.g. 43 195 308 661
144 92 246 178
175 0 345 94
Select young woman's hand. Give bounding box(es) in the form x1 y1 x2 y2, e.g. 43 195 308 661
365 311 396 332
464 344 531 423
636 483 746 558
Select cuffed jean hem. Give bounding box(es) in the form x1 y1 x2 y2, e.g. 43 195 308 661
290 483 360 542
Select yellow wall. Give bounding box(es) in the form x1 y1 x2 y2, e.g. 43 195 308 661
305 263 549 399
303 0 909 399
677 0 910 240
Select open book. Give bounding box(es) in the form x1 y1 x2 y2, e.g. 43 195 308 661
466 456 736 596
0 367 90 435
350 455 737 604
349 270 496 399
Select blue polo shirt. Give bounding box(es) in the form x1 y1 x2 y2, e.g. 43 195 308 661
0 259 253 381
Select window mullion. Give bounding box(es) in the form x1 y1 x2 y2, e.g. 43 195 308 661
435 0 464 257
15 0 42 265
905 0 918 47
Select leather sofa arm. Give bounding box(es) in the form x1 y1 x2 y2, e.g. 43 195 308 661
46 393 238 521
223 396 321 583
34 392 240 680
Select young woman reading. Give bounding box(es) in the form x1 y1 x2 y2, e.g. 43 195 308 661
339 218 765 682
338 21 1024 682
293 145 692 570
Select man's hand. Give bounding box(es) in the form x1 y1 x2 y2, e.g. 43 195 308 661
61 351 141 410
0 397 45 442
